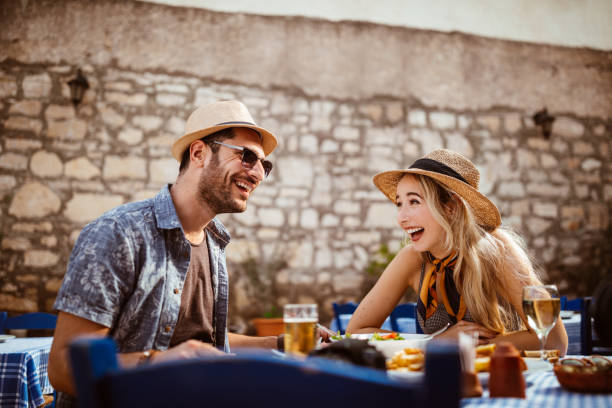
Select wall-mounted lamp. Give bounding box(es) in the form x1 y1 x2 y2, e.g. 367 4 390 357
532 108 555 139
67 69 89 108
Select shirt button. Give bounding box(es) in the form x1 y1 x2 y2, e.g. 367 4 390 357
165 325 171 333
174 288 179 294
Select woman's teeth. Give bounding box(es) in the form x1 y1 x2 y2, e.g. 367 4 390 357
405 227 424 234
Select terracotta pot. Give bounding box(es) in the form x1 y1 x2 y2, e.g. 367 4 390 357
252 317 284 336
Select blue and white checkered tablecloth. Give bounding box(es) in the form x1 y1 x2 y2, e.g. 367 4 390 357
0 337 54 408
462 369 612 408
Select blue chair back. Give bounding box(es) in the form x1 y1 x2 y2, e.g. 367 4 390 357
331 302 358 334
0 312 57 334
390 302 424 334
560 297 592 355
69 338 461 408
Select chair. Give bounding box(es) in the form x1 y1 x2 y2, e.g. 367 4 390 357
69 337 462 408
390 302 424 334
561 297 592 355
331 302 358 334
0 311 58 334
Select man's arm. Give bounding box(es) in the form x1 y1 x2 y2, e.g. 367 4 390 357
49 312 223 396
228 332 278 349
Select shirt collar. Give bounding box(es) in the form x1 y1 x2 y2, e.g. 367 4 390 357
154 184 231 245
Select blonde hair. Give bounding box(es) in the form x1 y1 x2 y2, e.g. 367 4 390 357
408 174 534 334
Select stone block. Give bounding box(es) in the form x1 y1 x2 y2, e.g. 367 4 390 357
581 158 601 171
517 149 539 168
593 124 606 136
105 92 147 106
65 157 101 180
41 235 57 247
0 74 17 97
554 117 584 138
258 208 285 227
533 202 558 218
332 272 363 293
412 128 443 155
541 153 558 168
527 138 550 150
315 247 333 268
45 278 63 292
118 127 144 145
300 208 319 229
445 131 473 157
103 155 146 179
149 158 178 184
320 139 339 153
156 93 187 106
477 115 500 132
526 217 552 235
430 112 455 129
24 249 59 267
5 138 43 151
2 237 31 251
587 203 609 230
4 116 43 134
458 115 472 129
12 222 53 233
98 105 127 127
408 109 427 127
278 156 313 187
30 151 63 177
23 73 52 98
0 175 16 190
359 103 383 122
63 193 124 223
9 182 61 219
321 214 339 227
156 83 189 93
504 113 522 133
0 294 36 313
365 203 397 228
498 181 525 198
9 100 42 116
0 153 28 170
605 185 612 201
525 183 570 198
47 118 87 140
385 103 404 123
333 126 359 141
344 231 381 245
573 141 595 155
45 105 74 120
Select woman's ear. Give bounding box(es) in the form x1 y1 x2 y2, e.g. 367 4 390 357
444 193 459 217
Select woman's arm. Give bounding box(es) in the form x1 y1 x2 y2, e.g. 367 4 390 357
346 246 422 334
493 233 568 355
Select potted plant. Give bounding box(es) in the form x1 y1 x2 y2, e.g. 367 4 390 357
235 252 289 336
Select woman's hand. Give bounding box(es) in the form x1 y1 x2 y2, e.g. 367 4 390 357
436 320 498 345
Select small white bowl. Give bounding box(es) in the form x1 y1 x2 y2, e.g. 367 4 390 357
368 334 430 358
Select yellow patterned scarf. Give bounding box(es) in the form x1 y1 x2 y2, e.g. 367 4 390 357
417 253 466 322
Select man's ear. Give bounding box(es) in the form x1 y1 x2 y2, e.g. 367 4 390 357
189 140 209 167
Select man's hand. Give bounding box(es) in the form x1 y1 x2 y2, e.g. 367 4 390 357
151 339 224 363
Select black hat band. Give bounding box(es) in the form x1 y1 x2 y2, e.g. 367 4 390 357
409 158 468 185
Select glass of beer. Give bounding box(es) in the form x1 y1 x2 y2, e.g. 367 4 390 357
283 304 318 356
522 284 560 360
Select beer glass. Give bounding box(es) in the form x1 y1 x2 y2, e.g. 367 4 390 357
522 285 560 360
283 304 318 356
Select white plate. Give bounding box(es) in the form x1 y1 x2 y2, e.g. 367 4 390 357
0 334 16 343
560 310 576 319
368 334 430 358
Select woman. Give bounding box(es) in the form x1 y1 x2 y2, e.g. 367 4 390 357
347 149 568 354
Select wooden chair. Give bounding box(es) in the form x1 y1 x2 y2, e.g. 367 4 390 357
0 312 58 334
69 337 462 408
390 302 424 334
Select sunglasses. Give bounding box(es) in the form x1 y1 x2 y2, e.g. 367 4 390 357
211 141 273 177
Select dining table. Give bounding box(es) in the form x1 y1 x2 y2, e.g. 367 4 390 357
0 336 54 408
462 365 612 407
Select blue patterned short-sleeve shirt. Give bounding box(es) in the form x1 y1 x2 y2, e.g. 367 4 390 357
54 184 231 353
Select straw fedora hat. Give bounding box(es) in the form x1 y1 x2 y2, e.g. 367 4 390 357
171 100 278 161
373 149 501 231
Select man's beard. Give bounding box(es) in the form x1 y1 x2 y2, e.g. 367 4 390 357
197 156 247 214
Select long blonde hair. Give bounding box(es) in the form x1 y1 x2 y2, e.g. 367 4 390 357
410 174 534 334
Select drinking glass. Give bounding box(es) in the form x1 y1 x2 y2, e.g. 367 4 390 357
283 304 318 356
522 285 561 360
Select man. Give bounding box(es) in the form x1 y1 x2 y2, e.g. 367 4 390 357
49 100 284 406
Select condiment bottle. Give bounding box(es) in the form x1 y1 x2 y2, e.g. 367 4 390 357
488 342 526 398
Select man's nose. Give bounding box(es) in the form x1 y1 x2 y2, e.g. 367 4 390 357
246 161 265 182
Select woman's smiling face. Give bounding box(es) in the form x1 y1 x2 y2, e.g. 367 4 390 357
396 175 448 258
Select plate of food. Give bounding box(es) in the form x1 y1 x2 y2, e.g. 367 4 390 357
0 334 16 343
553 355 612 393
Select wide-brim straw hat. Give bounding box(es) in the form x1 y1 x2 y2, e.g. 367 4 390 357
373 149 501 231
171 100 278 161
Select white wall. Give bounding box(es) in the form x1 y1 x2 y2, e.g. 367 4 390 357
140 0 612 51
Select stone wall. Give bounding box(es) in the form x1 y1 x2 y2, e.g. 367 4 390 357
0 0 610 330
